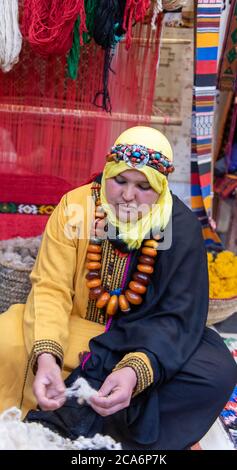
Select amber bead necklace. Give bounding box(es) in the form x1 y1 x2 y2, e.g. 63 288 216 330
85 203 159 317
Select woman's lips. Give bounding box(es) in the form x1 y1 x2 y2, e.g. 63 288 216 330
118 204 137 210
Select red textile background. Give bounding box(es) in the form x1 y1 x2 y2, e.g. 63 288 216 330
0 22 161 186
0 19 162 238
0 172 99 239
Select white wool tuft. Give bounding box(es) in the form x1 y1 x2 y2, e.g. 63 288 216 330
65 377 98 405
0 407 121 450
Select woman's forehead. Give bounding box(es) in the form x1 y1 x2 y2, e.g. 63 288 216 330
117 170 149 183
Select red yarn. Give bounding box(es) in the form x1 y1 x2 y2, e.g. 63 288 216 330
21 0 87 56
123 0 151 49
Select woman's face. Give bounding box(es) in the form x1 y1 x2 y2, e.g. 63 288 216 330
105 170 158 222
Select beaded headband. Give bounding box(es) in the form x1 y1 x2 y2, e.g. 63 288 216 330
106 144 175 176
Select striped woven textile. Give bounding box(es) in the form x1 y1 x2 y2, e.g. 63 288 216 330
191 0 222 246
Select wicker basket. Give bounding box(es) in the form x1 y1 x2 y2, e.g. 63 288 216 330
0 260 32 313
207 297 237 326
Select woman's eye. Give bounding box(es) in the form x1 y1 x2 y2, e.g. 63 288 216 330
115 177 125 184
138 185 150 191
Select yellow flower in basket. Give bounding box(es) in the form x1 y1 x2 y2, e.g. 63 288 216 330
207 250 237 325
207 250 237 299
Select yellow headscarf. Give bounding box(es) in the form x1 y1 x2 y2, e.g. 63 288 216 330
101 126 173 250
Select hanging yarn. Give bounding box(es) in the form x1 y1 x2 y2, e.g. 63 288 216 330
21 0 87 56
0 0 22 72
67 0 99 80
123 0 151 49
93 47 115 113
92 1 127 112
93 0 126 49
67 18 81 80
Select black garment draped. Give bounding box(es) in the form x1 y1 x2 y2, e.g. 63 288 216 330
26 193 237 449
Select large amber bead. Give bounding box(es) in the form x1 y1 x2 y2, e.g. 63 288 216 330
89 286 104 300
86 278 102 289
85 261 102 270
129 281 146 294
144 239 159 249
137 264 154 274
132 271 150 286
138 255 154 266
125 289 143 305
118 294 131 312
96 292 110 309
141 247 157 257
106 295 119 316
87 252 101 261
87 244 102 253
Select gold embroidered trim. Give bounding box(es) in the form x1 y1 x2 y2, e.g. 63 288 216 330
113 352 153 396
30 340 64 374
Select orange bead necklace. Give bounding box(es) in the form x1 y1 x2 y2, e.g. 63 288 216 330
85 205 159 317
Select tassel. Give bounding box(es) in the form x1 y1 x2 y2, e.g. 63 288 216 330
93 46 115 113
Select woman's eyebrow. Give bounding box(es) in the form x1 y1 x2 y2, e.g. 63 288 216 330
115 175 150 185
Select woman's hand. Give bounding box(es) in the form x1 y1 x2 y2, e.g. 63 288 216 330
90 367 137 416
33 353 66 411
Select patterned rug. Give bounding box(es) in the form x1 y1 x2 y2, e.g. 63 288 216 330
197 334 237 450
220 336 237 448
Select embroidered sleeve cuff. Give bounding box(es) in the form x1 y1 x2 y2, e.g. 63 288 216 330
30 340 64 374
113 352 154 396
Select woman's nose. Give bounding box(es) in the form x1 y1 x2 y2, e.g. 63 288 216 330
122 185 135 202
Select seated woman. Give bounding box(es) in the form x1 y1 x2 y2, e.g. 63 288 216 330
0 127 236 450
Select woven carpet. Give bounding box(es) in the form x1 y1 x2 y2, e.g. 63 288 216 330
0 172 99 240
197 333 237 450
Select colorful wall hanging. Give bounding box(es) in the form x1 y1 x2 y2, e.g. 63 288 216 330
191 0 222 246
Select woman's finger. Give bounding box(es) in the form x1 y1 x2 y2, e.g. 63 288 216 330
90 401 129 417
91 389 126 409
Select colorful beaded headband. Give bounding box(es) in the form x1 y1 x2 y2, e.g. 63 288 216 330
106 144 175 176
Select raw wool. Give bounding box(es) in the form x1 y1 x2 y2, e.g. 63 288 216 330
65 377 99 405
0 0 22 72
0 407 121 450
0 236 42 270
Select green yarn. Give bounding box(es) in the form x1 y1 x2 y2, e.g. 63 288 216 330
85 0 99 37
67 0 99 80
67 17 80 80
